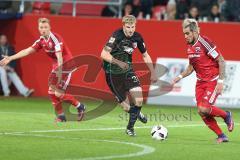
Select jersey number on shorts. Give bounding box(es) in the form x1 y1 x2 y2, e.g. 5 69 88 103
131 75 139 83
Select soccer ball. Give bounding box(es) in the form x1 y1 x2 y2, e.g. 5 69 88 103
151 125 168 140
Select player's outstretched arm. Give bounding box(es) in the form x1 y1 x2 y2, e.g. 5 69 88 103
172 64 194 85
142 51 157 83
0 47 36 66
216 54 225 81
215 54 225 94
55 51 63 85
100 46 129 70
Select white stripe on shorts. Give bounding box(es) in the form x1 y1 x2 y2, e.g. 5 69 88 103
209 86 217 104
63 72 72 90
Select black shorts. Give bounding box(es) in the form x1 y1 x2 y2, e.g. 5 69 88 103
105 72 141 103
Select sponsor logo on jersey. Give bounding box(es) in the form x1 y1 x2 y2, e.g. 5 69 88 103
109 37 115 43
123 46 134 54
207 91 212 95
195 47 201 53
188 54 200 58
132 42 137 48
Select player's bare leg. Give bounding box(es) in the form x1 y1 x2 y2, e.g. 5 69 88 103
130 87 143 106
120 97 131 112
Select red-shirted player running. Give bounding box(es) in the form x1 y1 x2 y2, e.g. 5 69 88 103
0 18 85 122
172 18 234 143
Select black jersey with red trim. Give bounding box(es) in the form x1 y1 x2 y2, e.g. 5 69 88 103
103 29 146 74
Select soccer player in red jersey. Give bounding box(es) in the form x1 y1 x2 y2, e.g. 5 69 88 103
172 18 234 143
0 18 85 122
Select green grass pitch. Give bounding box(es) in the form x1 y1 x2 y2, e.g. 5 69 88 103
0 97 239 160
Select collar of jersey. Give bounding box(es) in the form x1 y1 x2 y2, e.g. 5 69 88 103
40 32 52 42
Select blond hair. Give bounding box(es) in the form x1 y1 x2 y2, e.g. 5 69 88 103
122 15 136 25
182 18 199 33
38 17 50 24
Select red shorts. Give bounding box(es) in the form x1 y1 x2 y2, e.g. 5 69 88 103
48 71 72 90
195 80 219 108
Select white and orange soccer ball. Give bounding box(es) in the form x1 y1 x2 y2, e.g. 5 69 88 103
151 125 168 140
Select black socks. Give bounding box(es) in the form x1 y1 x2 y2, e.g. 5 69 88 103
127 105 141 129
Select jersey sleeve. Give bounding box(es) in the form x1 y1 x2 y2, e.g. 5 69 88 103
199 36 220 60
105 31 119 51
51 33 63 54
31 39 42 51
137 33 147 54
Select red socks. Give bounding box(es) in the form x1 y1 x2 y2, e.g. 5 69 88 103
200 105 227 136
60 94 79 108
202 116 223 135
209 106 227 119
49 91 80 117
48 93 64 115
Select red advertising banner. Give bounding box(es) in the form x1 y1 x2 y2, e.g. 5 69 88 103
1 15 240 96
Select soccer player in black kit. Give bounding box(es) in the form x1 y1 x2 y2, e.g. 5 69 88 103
100 15 157 136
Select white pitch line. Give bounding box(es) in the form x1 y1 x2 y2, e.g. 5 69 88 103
1 123 239 159
73 140 155 160
6 133 155 160
30 123 206 133
1 124 202 135
1 123 239 136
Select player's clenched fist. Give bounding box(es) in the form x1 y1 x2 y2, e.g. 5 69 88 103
150 73 158 83
118 61 129 70
171 75 182 85
216 81 224 95
0 55 11 66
